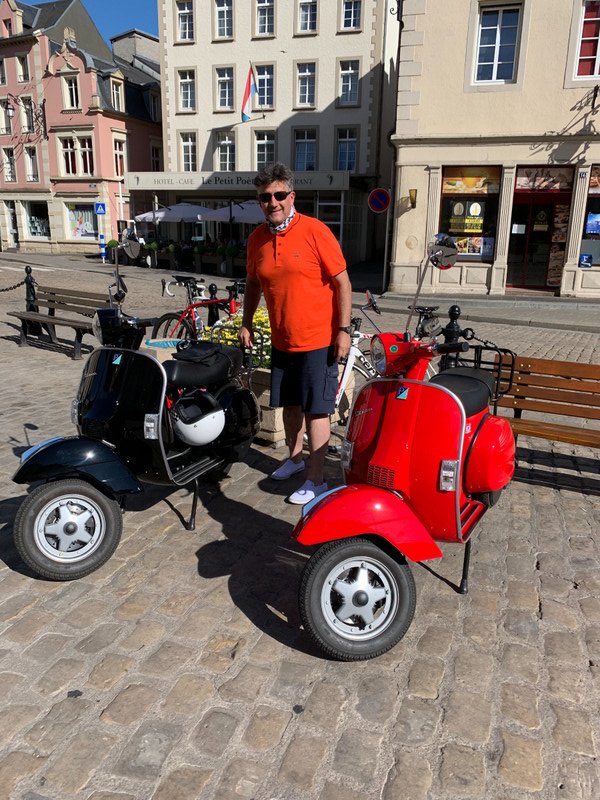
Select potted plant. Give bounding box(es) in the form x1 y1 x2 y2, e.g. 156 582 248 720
144 240 159 268
105 239 119 264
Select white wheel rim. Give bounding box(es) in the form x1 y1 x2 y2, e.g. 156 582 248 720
319 556 398 641
33 493 106 564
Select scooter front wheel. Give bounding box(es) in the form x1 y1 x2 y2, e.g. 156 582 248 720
14 479 122 581
299 538 416 661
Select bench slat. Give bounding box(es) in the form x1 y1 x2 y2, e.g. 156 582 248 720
509 418 600 447
508 384 600 408
513 356 600 381
7 310 93 329
35 298 103 317
37 286 109 302
497 395 600 421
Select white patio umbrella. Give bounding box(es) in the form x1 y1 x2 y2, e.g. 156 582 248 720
134 202 214 223
198 200 265 225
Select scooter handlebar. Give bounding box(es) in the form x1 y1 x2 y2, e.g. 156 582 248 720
434 341 470 354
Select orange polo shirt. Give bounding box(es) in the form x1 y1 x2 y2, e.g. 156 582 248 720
246 213 347 352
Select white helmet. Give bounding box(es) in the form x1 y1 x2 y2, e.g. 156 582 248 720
171 394 225 446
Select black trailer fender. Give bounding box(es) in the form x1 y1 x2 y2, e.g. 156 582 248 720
13 436 142 495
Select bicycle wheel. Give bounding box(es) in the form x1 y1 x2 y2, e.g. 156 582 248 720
151 313 194 341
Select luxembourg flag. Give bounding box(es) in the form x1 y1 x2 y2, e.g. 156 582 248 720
241 65 257 122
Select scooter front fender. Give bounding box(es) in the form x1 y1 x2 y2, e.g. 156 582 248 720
293 484 442 562
13 436 142 495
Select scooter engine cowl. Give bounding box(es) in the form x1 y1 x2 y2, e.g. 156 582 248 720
464 415 515 493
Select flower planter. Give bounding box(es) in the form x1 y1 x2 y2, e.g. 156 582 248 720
201 254 220 275
250 366 355 447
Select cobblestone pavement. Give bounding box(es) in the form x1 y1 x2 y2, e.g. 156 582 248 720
0 256 599 799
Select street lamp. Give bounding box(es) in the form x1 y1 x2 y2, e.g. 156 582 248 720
4 93 47 139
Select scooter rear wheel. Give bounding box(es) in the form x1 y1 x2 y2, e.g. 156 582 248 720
299 538 416 661
14 479 122 581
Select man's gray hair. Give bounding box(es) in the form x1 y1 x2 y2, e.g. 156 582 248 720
254 163 294 190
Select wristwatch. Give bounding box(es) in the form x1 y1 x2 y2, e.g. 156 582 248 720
338 326 352 334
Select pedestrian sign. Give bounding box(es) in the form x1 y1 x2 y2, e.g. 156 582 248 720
95 202 106 215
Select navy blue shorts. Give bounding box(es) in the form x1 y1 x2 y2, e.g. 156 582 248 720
270 345 338 414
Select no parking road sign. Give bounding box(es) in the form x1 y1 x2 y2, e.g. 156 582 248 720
368 187 391 214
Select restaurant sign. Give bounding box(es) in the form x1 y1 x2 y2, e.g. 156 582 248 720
126 171 350 192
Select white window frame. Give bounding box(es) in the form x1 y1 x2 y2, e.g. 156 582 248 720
338 59 360 106
114 138 126 177
79 136 94 175
215 0 233 38
177 0 194 41
474 4 521 84
111 80 123 112
181 132 197 171
294 128 317 171
3 146 15 181
149 92 160 121
297 0 317 33
0 101 11 135
336 126 357 171
151 143 163 171
296 61 316 107
61 137 77 175
340 0 362 31
0 60 6 85
216 66 234 110
63 75 80 109
178 69 196 111
17 54 29 82
216 131 236 171
464 0 529 93
256 0 274 36
255 129 275 169
255 64 274 108
25 145 39 181
22 97 35 133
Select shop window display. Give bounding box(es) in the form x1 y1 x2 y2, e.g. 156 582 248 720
439 167 501 260
581 166 600 265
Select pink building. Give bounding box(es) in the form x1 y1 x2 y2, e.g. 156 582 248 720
0 0 161 253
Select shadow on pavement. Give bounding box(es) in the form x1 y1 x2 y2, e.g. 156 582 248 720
514 446 600 495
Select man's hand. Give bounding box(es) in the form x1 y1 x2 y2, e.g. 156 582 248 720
238 325 254 348
334 330 351 362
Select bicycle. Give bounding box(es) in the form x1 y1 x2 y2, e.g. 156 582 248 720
151 275 245 340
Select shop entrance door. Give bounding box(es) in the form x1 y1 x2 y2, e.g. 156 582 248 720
507 194 569 288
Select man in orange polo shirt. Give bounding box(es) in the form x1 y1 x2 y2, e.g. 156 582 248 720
239 163 352 504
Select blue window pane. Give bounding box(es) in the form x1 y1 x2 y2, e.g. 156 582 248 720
477 63 494 81
498 45 515 62
480 28 497 46
499 26 517 45
481 10 499 26
502 9 520 27
496 62 514 80
478 45 495 63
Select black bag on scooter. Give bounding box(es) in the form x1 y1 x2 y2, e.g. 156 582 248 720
166 341 242 387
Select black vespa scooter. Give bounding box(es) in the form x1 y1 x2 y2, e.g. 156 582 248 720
12 269 260 581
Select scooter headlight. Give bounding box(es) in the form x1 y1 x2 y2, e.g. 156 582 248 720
371 336 387 375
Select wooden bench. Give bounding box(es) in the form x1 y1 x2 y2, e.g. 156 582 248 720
7 285 110 359
496 355 600 448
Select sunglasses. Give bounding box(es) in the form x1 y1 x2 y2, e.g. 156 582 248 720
257 190 292 203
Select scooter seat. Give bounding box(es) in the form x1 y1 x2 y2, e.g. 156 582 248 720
163 343 242 388
429 367 493 417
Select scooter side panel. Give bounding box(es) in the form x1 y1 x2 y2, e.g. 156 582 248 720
293 485 443 562
12 436 142 494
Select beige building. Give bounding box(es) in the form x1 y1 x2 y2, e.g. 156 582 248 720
391 0 600 297
127 0 400 265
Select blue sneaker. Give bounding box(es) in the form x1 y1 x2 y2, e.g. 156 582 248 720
270 458 305 481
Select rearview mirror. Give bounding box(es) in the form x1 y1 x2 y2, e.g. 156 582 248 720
427 233 458 270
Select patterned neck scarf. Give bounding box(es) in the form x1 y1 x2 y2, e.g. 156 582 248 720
268 206 296 235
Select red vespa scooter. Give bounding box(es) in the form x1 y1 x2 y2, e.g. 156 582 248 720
294 234 516 661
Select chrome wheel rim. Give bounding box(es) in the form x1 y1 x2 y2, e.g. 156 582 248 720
33 493 106 563
320 556 398 641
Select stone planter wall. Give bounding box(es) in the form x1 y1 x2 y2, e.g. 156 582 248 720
250 366 355 447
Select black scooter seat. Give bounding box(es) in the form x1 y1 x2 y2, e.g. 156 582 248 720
429 367 493 417
163 342 242 388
